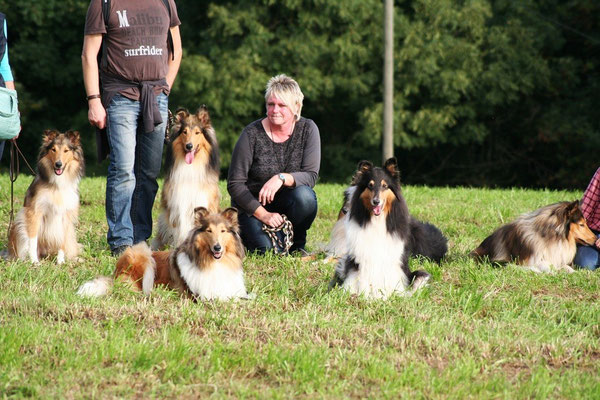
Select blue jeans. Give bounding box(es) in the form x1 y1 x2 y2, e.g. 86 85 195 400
105 93 167 251
239 185 318 254
573 231 600 271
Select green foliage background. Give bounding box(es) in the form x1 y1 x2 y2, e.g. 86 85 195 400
0 0 598 187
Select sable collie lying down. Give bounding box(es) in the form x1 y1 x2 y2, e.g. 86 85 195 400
78 207 247 300
7 130 84 264
330 158 448 299
471 201 596 273
152 107 220 250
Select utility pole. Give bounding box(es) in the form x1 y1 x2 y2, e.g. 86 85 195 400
383 0 394 161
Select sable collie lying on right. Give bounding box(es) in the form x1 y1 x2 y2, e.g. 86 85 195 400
471 201 596 273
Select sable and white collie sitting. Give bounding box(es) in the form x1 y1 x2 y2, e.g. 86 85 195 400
330 158 448 299
7 130 84 264
471 201 596 273
78 207 247 301
152 106 220 249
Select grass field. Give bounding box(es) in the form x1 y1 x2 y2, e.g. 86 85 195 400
1 174 599 398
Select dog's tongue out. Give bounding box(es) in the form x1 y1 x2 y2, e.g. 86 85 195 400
373 204 382 216
185 151 195 164
55 169 63 176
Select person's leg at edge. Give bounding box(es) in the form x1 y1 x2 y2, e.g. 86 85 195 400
238 212 274 254
131 93 167 245
268 185 318 253
573 232 600 271
105 94 139 253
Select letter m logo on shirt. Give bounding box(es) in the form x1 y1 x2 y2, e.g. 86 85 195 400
116 10 130 27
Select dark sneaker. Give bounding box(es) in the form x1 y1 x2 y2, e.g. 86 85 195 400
111 245 130 257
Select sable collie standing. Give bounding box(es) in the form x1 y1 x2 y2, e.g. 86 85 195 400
330 158 448 299
152 106 220 249
78 207 247 301
471 201 596 273
8 130 84 264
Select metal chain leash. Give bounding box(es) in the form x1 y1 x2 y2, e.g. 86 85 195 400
164 109 175 144
262 215 294 255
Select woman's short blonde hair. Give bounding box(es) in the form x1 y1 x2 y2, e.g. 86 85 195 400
265 74 304 121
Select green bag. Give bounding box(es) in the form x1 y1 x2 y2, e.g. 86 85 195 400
0 86 20 140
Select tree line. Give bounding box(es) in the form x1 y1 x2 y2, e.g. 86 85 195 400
1 0 598 188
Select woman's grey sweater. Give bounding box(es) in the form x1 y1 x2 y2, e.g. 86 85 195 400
227 117 321 215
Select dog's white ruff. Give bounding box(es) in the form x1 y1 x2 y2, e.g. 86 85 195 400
341 214 409 298
176 252 247 300
154 162 214 248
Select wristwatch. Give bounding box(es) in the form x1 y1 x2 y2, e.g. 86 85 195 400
278 173 286 184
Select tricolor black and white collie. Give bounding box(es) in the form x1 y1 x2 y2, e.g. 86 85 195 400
152 106 220 249
7 130 84 264
78 207 247 301
471 201 596 273
330 158 448 299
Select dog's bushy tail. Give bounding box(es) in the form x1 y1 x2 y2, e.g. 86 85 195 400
409 218 448 263
77 243 156 297
469 233 498 263
77 276 113 297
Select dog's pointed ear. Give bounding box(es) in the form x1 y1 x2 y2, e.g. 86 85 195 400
196 105 211 127
193 207 210 227
357 160 373 173
384 157 400 181
66 130 81 146
221 207 239 226
42 129 59 145
175 108 189 121
354 160 373 182
567 200 582 218
173 108 189 132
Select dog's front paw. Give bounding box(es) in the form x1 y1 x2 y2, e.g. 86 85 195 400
57 250 65 264
410 270 431 293
561 265 575 273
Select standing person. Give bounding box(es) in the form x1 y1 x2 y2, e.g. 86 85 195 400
82 0 182 255
227 74 321 254
0 12 18 161
574 167 600 270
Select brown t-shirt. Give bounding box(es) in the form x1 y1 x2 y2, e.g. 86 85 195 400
84 0 180 99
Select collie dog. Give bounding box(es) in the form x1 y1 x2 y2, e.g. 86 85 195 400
7 130 84 264
326 171 447 263
330 158 448 299
471 201 596 273
78 207 247 301
152 106 220 249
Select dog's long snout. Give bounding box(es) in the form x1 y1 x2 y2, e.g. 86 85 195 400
213 243 222 252
372 198 380 206
54 161 63 169
185 143 194 151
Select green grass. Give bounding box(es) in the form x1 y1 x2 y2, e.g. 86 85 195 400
1 174 599 398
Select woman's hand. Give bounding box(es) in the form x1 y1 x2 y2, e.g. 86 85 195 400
255 207 284 228
258 175 284 205
595 237 600 248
